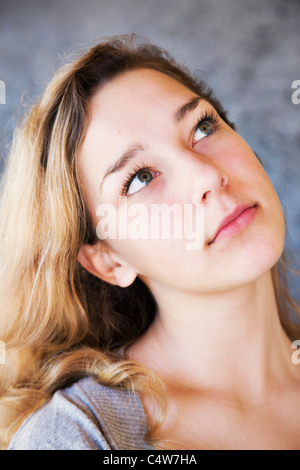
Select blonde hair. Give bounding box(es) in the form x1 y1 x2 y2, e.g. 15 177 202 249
0 34 299 450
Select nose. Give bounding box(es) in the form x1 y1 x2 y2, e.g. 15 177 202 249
187 155 228 206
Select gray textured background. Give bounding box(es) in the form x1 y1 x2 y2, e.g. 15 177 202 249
0 0 299 297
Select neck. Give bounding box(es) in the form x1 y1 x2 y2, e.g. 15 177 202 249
132 271 293 404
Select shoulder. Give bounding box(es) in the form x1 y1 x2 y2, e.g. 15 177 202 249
8 376 153 450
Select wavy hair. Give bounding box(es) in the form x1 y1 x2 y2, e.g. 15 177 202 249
0 34 299 450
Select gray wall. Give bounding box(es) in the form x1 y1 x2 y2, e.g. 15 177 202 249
0 0 299 297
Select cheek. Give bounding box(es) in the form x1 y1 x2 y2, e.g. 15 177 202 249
97 204 204 278
118 240 212 291
224 138 260 177
234 142 286 253
107 237 182 282
96 202 206 285
221 134 281 206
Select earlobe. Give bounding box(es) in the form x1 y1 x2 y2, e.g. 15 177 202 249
112 265 137 288
77 242 137 288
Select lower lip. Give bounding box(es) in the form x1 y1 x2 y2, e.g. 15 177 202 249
210 206 257 245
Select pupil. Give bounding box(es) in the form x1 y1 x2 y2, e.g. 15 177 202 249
201 122 212 134
138 170 151 182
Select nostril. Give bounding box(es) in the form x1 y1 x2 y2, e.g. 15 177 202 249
221 175 228 187
202 191 211 201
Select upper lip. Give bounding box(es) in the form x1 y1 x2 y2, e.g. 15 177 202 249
208 203 256 244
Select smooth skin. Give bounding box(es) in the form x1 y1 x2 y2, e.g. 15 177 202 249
78 69 300 449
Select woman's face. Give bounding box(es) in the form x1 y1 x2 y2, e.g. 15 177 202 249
79 68 285 294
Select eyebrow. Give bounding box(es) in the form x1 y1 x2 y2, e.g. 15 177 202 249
100 96 201 192
174 96 202 123
100 143 144 192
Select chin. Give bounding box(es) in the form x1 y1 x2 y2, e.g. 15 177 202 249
234 233 284 286
211 221 285 290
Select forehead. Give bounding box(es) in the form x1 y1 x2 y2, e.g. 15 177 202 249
80 67 198 164
86 68 198 132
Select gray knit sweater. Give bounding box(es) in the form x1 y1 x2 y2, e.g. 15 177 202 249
8 376 155 450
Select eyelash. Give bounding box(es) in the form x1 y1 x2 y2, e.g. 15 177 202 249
120 109 220 197
120 161 157 197
193 109 220 145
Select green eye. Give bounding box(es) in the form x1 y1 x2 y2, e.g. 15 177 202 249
200 121 213 134
137 170 153 184
127 169 153 195
193 111 220 145
196 121 213 137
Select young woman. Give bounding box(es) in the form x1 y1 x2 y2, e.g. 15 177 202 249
1 34 300 450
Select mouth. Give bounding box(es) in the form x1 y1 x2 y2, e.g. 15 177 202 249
208 203 258 245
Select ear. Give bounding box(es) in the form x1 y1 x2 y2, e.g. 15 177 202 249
77 242 137 288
